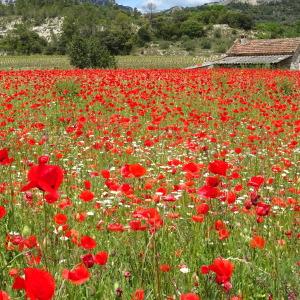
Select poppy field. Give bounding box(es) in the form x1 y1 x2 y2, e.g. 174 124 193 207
0 68 299 300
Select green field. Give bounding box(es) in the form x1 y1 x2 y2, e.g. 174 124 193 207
0 55 216 70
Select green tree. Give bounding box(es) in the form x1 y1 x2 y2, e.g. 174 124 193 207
180 19 205 39
68 36 116 69
1 24 47 55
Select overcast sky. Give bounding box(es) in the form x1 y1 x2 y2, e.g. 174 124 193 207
117 0 218 11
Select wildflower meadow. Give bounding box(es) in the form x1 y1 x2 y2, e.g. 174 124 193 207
0 68 299 300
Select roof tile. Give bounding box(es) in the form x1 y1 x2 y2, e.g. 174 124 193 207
227 38 300 56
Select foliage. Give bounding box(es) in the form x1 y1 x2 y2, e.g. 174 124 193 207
180 19 205 38
0 0 299 56
0 24 47 55
68 35 116 69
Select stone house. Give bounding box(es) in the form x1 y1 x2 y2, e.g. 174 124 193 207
195 37 300 70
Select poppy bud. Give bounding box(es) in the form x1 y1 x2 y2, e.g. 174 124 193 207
38 156 49 165
81 254 94 269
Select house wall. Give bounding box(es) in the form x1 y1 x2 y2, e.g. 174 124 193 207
291 46 300 70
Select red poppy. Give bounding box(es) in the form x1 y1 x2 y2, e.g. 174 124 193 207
0 148 13 165
206 176 220 187
121 164 146 178
248 176 264 189
132 289 144 300
62 264 90 285
133 208 163 230
80 236 97 250
208 160 229 176
256 202 271 216
218 229 230 240
250 235 266 249
79 190 94 202
0 206 6 219
198 185 220 199
180 293 200 300
83 180 91 190
53 213 67 225
182 162 199 173
0 290 10 300
107 223 125 232
196 203 209 215
192 215 204 223
159 264 171 272
209 257 234 284
129 220 147 231
21 156 63 203
101 169 110 179
81 254 94 268
94 251 109 265
19 268 55 300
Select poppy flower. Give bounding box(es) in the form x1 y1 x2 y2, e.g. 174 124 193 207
198 185 220 199
196 203 209 215
209 257 234 284
256 202 271 216
81 254 94 268
121 164 146 178
79 190 94 202
101 169 110 179
159 264 171 272
206 176 220 187
21 156 63 203
0 290 10 300
192 215 204 223
80 236 97 250
250 235 266 249
129 220 147 231
180 293 200 300
208 160 229 176
0 206 6 219
53 213 67 225
107 223 125 232
248 176 264 189
133 208 163 230
132 289 144 300
94 251 109 265
15 268 55 300
0 148 13 165
182 162 199 173
62 264 90 285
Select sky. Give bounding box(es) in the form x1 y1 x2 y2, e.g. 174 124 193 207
117 0 218 11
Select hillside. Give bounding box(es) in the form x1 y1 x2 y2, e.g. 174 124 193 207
0 0 299 57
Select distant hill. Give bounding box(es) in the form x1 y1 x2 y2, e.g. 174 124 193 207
0 0 299 57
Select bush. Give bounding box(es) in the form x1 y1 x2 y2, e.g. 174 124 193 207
1 24 47 55
180 20 205 38
159 41 170 50
68 36 116 69
200 38 212 50
182 39 197 52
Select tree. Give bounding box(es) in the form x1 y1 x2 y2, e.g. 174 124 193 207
144 2 157 25
1 24 47 55
180 20 205 39
68 36 116 69
68 35 89 69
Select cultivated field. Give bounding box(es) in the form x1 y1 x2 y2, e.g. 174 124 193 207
0 69 299 300
0 55 210 70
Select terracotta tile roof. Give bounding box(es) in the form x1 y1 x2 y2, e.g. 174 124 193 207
227 38 300 56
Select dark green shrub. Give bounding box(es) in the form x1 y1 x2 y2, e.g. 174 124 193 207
68 36 116 69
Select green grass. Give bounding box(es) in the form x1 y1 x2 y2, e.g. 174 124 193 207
0 55 212 70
